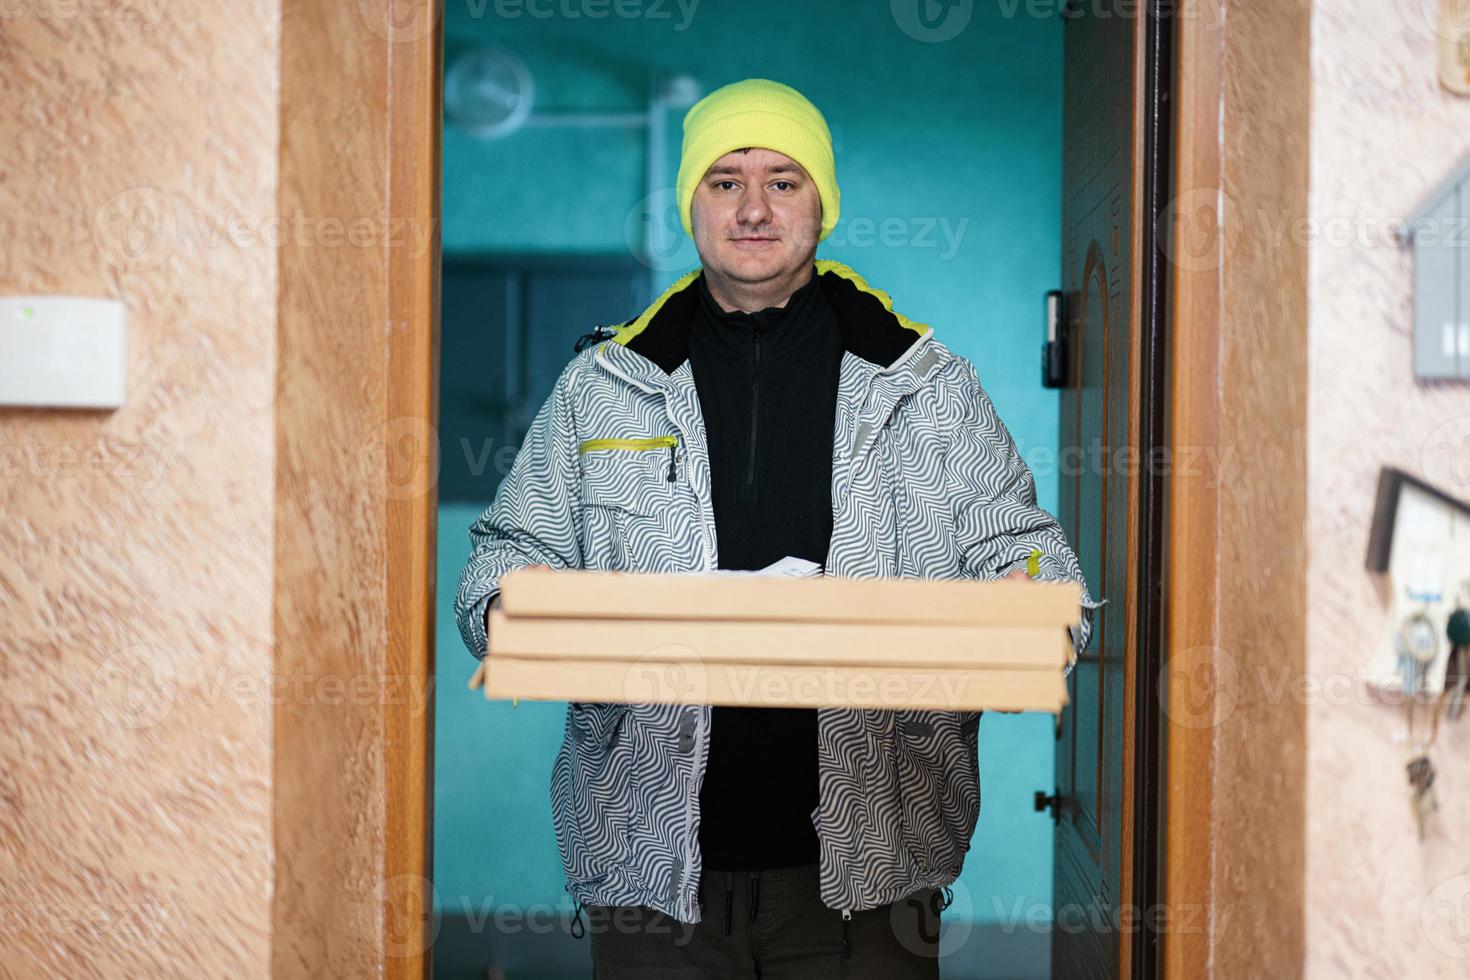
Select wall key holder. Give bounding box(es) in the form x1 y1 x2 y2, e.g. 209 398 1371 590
1365 467 1470 699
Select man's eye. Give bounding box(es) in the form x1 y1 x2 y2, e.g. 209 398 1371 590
772 181 794 192
714 180 737 191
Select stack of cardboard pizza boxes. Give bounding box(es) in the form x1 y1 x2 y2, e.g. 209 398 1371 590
472 566 1080 713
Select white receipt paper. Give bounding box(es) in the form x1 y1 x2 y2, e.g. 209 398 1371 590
704 556 822 579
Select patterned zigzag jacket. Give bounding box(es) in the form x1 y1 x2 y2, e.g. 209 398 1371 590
454 258 1096 926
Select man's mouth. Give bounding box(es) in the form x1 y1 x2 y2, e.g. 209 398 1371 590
732 237 779 246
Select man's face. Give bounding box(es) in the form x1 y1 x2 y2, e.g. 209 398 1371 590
690 147 822 286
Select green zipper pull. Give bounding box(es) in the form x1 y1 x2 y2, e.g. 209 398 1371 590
666 442 677 482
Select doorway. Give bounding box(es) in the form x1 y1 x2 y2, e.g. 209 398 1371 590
415 2 1170 978
274 1 1319 976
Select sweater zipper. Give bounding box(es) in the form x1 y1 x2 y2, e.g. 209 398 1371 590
741 323 763 502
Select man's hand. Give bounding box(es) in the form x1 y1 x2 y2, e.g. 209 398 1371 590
484 593 502 633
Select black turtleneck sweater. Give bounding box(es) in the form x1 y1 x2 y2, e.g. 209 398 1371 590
690 263 844 871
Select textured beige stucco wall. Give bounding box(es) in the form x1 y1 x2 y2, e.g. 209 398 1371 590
1308 1 1470 974
0 3 279 975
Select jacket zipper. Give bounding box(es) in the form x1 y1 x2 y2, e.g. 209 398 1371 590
741 323 763 502
579 437 682 481
578 435 678 454
578 435 679 482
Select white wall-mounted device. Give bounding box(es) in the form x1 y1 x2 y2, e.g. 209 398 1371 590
0 297 127 409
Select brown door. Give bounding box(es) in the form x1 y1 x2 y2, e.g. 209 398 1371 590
1049 1 1168 977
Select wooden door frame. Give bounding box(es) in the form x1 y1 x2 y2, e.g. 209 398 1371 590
272 0 1310 975
274 1 441 976
1164 1 1310 977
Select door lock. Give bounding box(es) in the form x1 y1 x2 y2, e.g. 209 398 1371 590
1034 790 1063 822
1042 289 1068 389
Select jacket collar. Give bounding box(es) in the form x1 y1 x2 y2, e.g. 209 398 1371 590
593 260 950 477
602 259 933 377
593 261 946 470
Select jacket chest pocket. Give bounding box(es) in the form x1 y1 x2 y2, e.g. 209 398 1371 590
578 437 679 571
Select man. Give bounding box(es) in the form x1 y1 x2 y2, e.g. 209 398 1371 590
455 78 1095 978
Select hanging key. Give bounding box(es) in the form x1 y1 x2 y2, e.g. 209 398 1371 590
1408 754 1439 841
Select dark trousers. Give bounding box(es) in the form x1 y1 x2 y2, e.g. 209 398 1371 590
586 861 943 979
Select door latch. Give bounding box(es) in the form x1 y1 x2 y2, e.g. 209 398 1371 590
1042 289 1068 389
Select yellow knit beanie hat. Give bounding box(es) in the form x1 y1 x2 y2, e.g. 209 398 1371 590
676 78 840 243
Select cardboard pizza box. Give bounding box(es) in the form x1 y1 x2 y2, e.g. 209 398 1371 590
498 566 1081 626
479 654 1068 713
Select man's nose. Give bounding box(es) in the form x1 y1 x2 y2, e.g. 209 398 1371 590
736 188 771 227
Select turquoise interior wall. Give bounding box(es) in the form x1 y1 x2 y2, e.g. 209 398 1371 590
436 0 1064 937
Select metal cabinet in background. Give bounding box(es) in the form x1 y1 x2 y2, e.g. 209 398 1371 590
1406 158 1470 380
440 256 652 502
